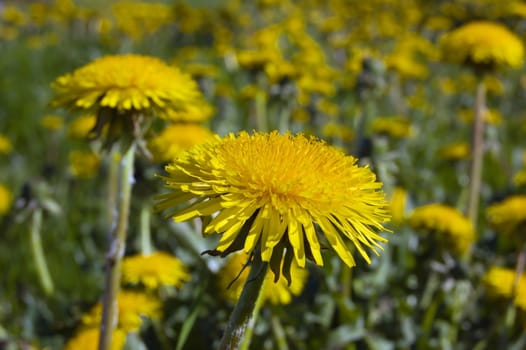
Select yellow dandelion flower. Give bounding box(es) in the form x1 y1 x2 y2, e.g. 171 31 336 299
164 102 214 123
0 134 12 155
408 204 475 255
65 327 126 350
68 150 100 179
371 116 414 139
40 115 64 130
68 115 96 139
121 251 191 290
50 54 202 119
0 184 13 216
148 124 215 163
218 252 308 305
82 291 161 332
158 131 390 278
440 21 524 70
112 2 174 41
487 195 526 235
438 142 470 161
483 266 526 311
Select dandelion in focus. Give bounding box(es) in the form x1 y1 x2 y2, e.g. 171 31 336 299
158 131 390 280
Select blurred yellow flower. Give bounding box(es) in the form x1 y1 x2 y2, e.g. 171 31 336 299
68 115 96 139
121 251 191 290
438 142 470 161
440 21 524 70
0 184 13 216
408 204 475 255
112 2 174 41
0 134 12 155
218 252 308 305
483 266 526 311
487 195 526 235
82 291 160 332
322 122 353 142
514 169 526 187
65 327 126 350
158 131 390 278
51 54 203 120
40 115 64 130
459 108 502 125
372 116 414 138
389 187 408 227
148 124 215 163
68 150 100 179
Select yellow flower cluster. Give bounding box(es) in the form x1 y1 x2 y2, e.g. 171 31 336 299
64 327 126 350
408 204 475 254
371 116 414 139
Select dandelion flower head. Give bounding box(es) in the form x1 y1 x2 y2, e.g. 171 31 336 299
483 266 526 311
51 54 203 120
121 251 191 290
65 327 126 350
158 131 390 279
218 252 308 305
408 203 475 254
148 123 215 163
82 291 160 332
487 195 526 235
440 21 524 70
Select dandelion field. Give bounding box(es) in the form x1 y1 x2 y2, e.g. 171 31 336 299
2 0 526 349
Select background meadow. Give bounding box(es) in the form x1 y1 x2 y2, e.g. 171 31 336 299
2 0 526 349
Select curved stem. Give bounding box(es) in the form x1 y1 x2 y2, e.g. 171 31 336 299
219 253 268 350
30 207 54 295
98 143 136 350
467 81 486 230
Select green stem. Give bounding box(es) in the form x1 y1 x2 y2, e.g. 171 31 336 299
140 204 153 255
502 245 526 345
255 91 268 133
467 81 486 230
98 143 136 350
219 253 268 350
30 208 54 295
271 312 289 350
106 149 120 232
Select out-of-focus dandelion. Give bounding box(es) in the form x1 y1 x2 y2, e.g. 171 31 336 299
487 195 526 236
121 251 191 290
82 291 161 332
408 203 475 255
0 184 12 216
68 150 100 179
65 327 126 350
0 134 12 155
148 124 215 163
440 21 524 229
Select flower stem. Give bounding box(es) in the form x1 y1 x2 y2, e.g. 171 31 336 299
140 203 153 255
98 143 136 350
219 253 268 350
503 244 526 344
30 207 54 296
271 312 289 350
467 81 486 230
255 90 268 133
